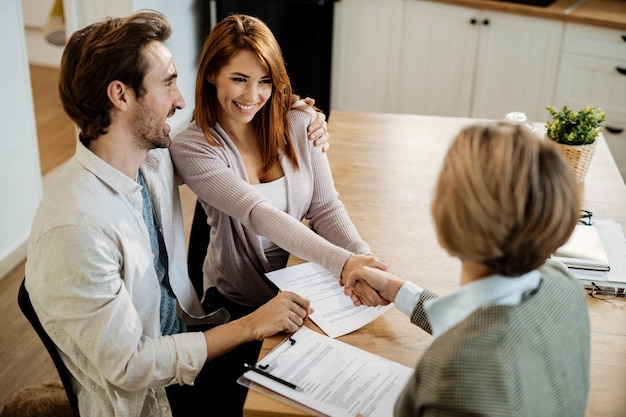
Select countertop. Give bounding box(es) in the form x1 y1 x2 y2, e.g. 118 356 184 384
430 0 626 30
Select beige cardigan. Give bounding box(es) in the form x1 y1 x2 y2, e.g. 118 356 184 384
170 109 371 307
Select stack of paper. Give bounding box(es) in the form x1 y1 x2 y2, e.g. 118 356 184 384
552 225 610 271
563 218 626 290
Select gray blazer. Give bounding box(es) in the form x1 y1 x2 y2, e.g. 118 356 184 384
395 260 590 416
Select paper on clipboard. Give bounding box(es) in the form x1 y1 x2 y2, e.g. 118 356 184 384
237 376 326 416
241 326 413 417
265 262 393 338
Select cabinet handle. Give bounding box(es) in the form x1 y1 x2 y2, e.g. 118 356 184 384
622 34 626 42
617 67 626 75
470 18 477 25
606 125 625 135
483 19 490 26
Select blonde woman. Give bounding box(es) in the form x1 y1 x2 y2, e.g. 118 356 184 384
345 122 590 416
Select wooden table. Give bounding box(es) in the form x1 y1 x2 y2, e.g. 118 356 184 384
243 111 626 417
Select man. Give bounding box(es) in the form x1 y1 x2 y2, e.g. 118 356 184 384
25 11 326 417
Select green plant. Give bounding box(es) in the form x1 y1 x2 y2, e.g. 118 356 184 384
545 105 606 145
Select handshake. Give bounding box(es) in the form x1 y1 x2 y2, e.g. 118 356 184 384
340 254 407 307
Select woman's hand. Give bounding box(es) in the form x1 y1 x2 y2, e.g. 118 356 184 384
343 266 405 307
340 255 389 306
340 254 388 283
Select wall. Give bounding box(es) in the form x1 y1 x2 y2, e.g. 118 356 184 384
0 0 206 279
0 0 43 278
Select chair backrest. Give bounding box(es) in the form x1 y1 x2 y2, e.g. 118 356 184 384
187 199 210 299
17 278 80 417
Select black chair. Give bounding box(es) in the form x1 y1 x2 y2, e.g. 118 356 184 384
187 199 211 299
17 278 80 417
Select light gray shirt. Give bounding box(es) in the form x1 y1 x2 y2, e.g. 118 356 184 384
171 109 371 307
25 143 220 417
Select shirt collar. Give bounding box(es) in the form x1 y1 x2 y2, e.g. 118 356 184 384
424 270 541 339
74 141 163 195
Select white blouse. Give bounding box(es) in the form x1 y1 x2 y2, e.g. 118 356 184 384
252 176 290 269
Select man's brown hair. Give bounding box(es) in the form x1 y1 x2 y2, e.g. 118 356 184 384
58 11 171 147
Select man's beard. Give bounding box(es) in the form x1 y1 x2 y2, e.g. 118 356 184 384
131 101 172 150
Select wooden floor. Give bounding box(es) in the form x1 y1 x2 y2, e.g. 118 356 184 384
0 66 197 410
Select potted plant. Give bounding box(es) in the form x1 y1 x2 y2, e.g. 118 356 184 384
545 105 606 184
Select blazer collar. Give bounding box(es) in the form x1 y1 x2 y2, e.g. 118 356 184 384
425 270 542 339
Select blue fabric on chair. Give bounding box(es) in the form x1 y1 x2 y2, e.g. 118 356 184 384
17 278 80 417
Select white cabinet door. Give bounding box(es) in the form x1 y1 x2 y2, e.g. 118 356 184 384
397 0 478 116
398 1 562 120
331 0 564 121
555 53 626 120
331 0 405 112
604 121 626 181
472 11 564 122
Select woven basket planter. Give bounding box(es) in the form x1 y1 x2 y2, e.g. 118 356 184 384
553 140 597 184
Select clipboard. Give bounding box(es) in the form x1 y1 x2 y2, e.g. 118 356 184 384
238 326 413 417
238 332 326 416
237 375 327 417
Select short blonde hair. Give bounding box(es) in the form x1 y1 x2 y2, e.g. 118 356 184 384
432 121 580 276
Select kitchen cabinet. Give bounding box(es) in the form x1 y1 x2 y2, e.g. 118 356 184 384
554 22 626 180
396 1 478 117
331 0 564 122
468 6 563 121
331 0 405 113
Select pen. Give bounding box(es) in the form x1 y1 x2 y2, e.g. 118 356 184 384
243 363 303 392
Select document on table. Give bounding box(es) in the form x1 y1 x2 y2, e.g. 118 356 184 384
564 218 626 288
265 262 393 338
242 326 413 417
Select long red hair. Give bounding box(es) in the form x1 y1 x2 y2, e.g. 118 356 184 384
193 14 298 171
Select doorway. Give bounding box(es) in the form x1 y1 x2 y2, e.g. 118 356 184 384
23 0 75 175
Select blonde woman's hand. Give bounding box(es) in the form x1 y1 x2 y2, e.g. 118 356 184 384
343 266 405 307
340 255 388 306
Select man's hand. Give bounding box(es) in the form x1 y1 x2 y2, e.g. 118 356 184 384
301 97 330 153
243 292 312 341
203 292 312 361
